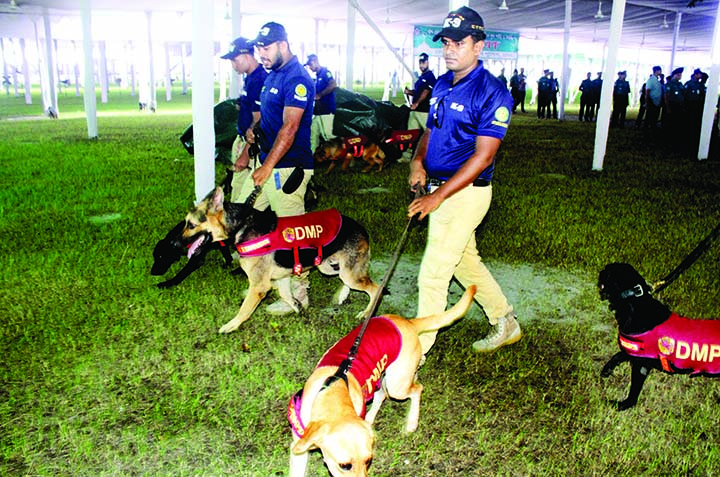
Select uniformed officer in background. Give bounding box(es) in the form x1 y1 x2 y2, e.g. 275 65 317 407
610 70 630 128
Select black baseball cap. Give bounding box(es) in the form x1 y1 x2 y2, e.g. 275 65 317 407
671 67 684 76
221 37 254 59
305 54 318 65
432 6 486 42
253 22 288 47
418 52 429 62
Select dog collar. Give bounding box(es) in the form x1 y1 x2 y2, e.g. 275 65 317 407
620 284 644 299
287 389 307 438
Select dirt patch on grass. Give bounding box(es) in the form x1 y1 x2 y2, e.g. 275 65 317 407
367 254 610 331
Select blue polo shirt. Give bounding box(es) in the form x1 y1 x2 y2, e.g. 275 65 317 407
314 67 336 115
413 70 437 113
259 56 315 169
424 61 512 182
236 65 268 136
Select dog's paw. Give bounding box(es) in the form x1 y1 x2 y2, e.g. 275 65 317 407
218 320 241 334
600 365 614 378
404 420 419 433
156 280 177 289
608 399 636 411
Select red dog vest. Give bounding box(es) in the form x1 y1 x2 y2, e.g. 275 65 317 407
344 135 368 158
236 209 342 274
287 317 403 438
618 313 720 374
385 129 421 151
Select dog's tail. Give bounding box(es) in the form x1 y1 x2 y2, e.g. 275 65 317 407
410 285 476 335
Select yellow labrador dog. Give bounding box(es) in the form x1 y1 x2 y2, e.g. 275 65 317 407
288 285 476 476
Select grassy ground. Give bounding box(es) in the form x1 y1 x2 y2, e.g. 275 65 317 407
2 91 720 476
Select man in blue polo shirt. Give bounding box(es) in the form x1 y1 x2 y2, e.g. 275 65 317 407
239 21 315 315
400 52 437 162
407 6 521 354
220 36 268 202
306 54 337 154
404 52 437 130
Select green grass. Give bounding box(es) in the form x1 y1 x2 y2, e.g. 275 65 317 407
2 93 720 476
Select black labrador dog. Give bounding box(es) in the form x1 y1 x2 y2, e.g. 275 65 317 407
599 262 720 410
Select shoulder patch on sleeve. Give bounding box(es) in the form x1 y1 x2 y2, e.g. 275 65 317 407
491 106 510 128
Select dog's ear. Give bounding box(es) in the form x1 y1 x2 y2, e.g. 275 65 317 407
209 186 225 213
292 421 329 455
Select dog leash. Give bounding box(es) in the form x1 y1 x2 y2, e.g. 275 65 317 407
652 221 720 294
244 185 262 206
322 184 426 389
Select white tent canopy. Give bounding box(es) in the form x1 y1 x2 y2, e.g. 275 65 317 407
1 0 718 195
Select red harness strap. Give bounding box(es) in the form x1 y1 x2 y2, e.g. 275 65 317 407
236 209 343 275
344 135 368 158
385 128 421 151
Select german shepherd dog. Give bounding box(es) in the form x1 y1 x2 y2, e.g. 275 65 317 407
178 187 380 333
314 133 387 174
599 262 720 410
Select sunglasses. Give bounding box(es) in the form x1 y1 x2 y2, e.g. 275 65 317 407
432 95 447 129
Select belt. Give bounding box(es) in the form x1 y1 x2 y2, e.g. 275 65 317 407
428 177 490 188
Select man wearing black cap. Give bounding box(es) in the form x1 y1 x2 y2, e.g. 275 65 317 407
537 69 551 119
404 52 437 129
305 54 337 154
221 37 268 201
664 67 685 136
400 52 437 162
238 21 315 315
406 6 520 355
611 70 630 128
578 72 593 122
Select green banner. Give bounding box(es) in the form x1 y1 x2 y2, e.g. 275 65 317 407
413 25 519 61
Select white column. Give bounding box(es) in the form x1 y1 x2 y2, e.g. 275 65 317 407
145 11 157 111
99 40 108 103
181 41 188 95
345 0 356 90
42 8 58 116
192 0 216 202
228 0 242 99
1 38 10 96
669 12 682 74
20 38 32 104
81 0 98 139
559 0 571 121
698 1 720 160
592 0 626 171
164 42 172 102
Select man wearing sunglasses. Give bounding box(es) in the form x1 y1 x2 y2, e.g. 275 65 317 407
407 6 520 355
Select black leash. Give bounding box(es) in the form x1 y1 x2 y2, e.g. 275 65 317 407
244 185 262 206
652 221 720 294
322 184 426 389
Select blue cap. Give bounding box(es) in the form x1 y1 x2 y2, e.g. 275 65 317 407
253 22 288 47
221 37 254 59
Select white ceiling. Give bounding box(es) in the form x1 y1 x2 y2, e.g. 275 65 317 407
0 0 717 53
